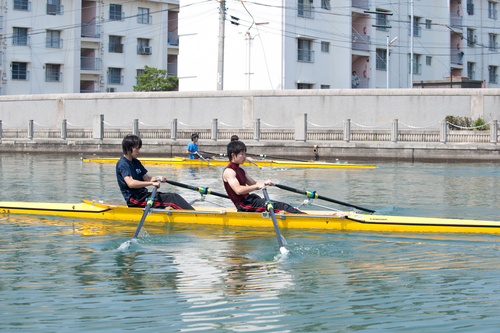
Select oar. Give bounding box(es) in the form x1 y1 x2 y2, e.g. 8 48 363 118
195 152 211 165
131 179 161 240
245 152 311 163
199 150 226 157
262 187 289 255
274 183 375 213
165 179 229 199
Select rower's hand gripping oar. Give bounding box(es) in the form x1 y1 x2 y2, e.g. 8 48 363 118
131 178 162 241
262 187 289 255
165 179 229 199
274 183 375 213
195 152 211 165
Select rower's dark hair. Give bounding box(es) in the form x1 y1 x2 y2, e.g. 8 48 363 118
191 133 199 141
122 134 142 154
230 135 239 142
227 141 246 160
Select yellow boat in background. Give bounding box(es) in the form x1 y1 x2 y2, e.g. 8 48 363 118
82 157 376 169
1 200 499 234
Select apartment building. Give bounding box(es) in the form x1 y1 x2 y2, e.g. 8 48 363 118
0 0 179 95
178 0 500 90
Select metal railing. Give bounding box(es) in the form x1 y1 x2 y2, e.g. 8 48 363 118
450 13 462 28
46 3 63 15
137 15 152 24
450 50 464 64
13 36 29 46
81 24 101 38
109 10 124 21
108 74 124 85
408 63 422 75
168 32 179 46
467 70 475 80
108 43 123 53
352 33 370 51
298 49 315 62
46 37 62 48
80 56 101 71
408 25 422 37
45 72 62 82
14 0 30 11
489 41 498 51
489 9 498 20
12 70 29 81
490 73 499 84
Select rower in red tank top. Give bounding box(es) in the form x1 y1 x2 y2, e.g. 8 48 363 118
222 141 305 214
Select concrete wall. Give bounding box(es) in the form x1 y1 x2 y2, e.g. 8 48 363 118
0 89 499 129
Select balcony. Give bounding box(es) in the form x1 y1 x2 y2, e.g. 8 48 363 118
450 13 462 28
46 37 62 48
46 4 63 15
137 45 152 55
14 0 30 11
451 50 464 65
45 71 62 82
298 3 314 18
81 24 101 38
408 25 422 37
408 63 422 75
352 0 369 10
108 74 124 85
297 49 315 62
167 62 177 76
109 10 124 21
13 36 30 46
352 33 370 51
80 56 101 71
168 32 179 46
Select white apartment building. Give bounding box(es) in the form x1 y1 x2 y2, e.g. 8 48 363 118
178 0 500 90
0 0 179 95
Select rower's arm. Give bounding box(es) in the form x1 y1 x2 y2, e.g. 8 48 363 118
124 175 160 189
223 168 264 195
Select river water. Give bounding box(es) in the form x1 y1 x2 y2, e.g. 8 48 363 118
1 153 500 332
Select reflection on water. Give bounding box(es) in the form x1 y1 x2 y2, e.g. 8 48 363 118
1 153 500 331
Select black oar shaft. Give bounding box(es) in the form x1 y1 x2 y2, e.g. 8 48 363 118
132 185 158 239
165 179 229 199
262 187 287 252
245 152 310 163
275 184 375 213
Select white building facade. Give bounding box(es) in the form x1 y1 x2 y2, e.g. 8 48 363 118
178 0 500 90
0 0 179 95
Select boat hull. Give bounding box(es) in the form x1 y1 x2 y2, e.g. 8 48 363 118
1 201 500 234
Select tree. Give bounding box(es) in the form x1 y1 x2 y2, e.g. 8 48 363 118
133 65 178 91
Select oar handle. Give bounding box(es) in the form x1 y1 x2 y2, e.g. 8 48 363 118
262 187 288 254
165 179 229 199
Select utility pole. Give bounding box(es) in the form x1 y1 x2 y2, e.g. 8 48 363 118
410 0 414 88
217 0 226 90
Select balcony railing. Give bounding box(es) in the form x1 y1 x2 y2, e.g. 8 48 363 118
352 0 369 10
46 4 63 15
137 45 152 55
408 25 422 37
80 89 101 93
352 33 370 51
490 73 498 84
297 49 315 62
298 3 314 18
137 15 152 24
167 62 177 76
45 71 62 82
109 43 124 53
451 50 464 64
168 32 179 46
108 74 124 85
14 0 30 11
46 37 62 48
81 24 101 38
80 56 101 70
109 10 124 21
13 36 30 46
12 70 29 81
408 63 422 75
489 42 498 51
450 13 462 28
376 17 389 31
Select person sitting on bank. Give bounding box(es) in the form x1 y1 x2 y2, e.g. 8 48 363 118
117 134 194 210
223 141 304 214
186 133 199 159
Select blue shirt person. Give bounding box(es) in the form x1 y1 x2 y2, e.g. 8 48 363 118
186 133 199 159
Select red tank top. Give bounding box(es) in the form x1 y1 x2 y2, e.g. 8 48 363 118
223 162 248 206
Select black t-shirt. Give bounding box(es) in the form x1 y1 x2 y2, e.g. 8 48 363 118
116 156 148 202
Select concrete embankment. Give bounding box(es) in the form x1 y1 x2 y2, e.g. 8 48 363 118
2 138 500 163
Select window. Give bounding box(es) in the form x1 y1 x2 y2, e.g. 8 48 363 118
47 0 63 15
489 66 498 83
136 69 145 84
138 7 151 24
297 39 314 62
297 83 312 89
45 64 61 82
489 34 498 51
14 0 30 11
137 38 151 55
409 16 421 37
376 12 389 31
320 85 330 89
425 19 432 29
13 27 28 45
467 0 474 15
109 35 123 53
298 0 314 18
467 29 476 47
376 49 387 70
110 4 123 21
12 62 28 80
321 0 330 10
426 56 432 66
408 54 421 74
489 2 498 20
108 67 123 85
46 30 61 48
321 41 329 53
467 62 475 79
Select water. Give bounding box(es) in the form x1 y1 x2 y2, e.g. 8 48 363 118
1 153 500 332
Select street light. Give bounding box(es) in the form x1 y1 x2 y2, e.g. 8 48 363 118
387 36 398 89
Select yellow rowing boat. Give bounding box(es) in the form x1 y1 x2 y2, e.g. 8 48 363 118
1 200 499 234
82 157 376 169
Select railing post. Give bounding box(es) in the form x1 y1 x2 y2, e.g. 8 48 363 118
343 119 351 142
211 118 218 141
391 118 398 143
440 119 447 144
295 113 307 142
490 120 498 144
61 119 67 140
93 114 104 140
133 119 139 136
253 118 260 141
0 120 2 142
171 118 177 141
28 119 33 140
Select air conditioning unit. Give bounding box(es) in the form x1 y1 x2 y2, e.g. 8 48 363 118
106 87 116 92
138 46 152 55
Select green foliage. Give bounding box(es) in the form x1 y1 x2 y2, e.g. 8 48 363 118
445 115 489 131
133 65 178 92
